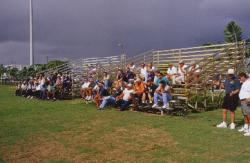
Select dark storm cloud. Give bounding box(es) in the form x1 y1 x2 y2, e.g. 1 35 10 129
0 0 249 64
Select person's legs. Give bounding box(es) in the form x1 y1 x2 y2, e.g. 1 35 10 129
99 96 110 109
153 92 161 105
223 109 227 122
120 100 130 111
142 93 146 103
230 111 235 123
148 93 153 103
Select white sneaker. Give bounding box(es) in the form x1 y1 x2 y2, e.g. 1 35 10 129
152 104 159 108
238 126 249 133
243 130 250 136
162 103 170 109
216 122 227 128
229 123 236 129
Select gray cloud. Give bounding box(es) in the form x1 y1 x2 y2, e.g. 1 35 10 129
0 0 249 64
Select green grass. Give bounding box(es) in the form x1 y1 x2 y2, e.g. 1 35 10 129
0 85 250 162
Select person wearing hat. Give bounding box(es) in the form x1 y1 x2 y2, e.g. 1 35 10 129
175 60 188 84
116 83 135 111
217 69 241 129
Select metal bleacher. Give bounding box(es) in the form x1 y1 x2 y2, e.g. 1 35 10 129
38 42 247 114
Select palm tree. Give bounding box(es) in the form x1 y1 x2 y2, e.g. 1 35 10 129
224 21 242 43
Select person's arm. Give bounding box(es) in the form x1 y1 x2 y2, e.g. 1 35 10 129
230 89 240 96
116 93 124 101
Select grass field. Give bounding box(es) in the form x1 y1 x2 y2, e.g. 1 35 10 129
0 85 250 162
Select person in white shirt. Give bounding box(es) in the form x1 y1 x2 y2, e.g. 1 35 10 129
167 63 177 84
238 72 250 136
129 62 136 72
116 84 134 111
80 79 91 100
175 60 188 84
140 63 148 82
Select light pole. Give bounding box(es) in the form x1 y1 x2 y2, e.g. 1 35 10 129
118 43 125 55
29 0 34 65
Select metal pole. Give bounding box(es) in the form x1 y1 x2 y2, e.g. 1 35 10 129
29 0 34 65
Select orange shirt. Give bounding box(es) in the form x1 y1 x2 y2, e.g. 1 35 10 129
134 82 145 93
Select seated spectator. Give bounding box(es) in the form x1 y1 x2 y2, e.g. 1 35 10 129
116 83 134 111
26 80 34 99
187 61 201 83
140 63 148 82
124 67 135 83
47 81 56 100
152 80 172 109
133 78 145 107
94 82 109 107
80 79 90 99
15 82 22 96
143 78 157 104
115 69 125 87
175 60 188 84
103 72 111 89
167 63 177 84
212 75 222 90
21 81 27 96
40 78 47 100
147 62 157 72
98 85 123 110
154 72 169 86
129 62 136 72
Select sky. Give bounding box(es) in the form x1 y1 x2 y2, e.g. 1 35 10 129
0 0 250 65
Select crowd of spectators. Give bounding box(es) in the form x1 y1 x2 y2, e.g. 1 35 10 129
15 73 72 101
80 61 201 112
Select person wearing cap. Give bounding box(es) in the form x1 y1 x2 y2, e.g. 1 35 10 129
167 63 177 84
217 69 241 129
116 83 135 111
238 72 250 136
175 60 188 84
152 80 172 110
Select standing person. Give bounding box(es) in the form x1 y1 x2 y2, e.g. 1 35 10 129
238 72 250 136
217 69 241 129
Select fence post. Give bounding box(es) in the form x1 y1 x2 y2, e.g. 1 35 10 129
157 51 160 67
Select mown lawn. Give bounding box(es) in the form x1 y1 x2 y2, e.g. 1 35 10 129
0 85 250 162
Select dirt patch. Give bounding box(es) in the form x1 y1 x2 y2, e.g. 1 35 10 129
1 125 184 162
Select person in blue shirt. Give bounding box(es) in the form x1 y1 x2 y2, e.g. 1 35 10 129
217 69 241 129
154 72 169 86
